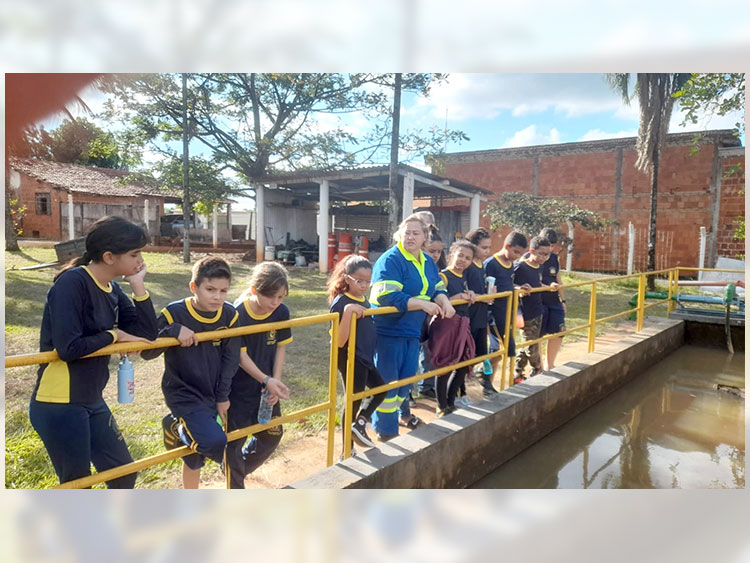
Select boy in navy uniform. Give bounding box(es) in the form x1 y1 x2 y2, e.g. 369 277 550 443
143 257 239 489
513 236 557 383
538 228 566 370
484 231 529 383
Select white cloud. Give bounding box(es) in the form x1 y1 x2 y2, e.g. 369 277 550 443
419 74 626 122
578 128 636 142
503 125 562 147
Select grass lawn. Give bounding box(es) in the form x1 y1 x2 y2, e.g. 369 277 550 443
5 246 671 488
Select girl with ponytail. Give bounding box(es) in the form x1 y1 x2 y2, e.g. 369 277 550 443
30 216 158 488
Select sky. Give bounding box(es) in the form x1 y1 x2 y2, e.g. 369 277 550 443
41 72 744 212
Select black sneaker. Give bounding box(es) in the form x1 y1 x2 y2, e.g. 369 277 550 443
377 432 398 442
162 413 180 450
480 375 498 396
351 416 375 448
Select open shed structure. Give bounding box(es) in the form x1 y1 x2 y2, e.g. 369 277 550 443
257 163 493 272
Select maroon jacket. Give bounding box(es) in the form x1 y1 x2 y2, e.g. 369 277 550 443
427 314 476 369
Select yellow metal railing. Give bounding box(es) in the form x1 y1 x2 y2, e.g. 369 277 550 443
6 267 744 486
7 312 340 489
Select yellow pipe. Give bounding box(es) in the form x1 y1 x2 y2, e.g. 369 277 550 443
636 273 646 331
507 289 520 387
588 282 597 354
342 314 358 460
326 314 339 467
6 312 340 369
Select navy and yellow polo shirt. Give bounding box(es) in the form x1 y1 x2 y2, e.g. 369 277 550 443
465 260 489 330
143 297 240 412
33 266 158 405
513 258 544 320
330 292 376 368
484 253 516 324
231 299 292 397
440 268 470 318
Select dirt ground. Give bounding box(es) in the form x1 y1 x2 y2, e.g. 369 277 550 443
203 323 639 489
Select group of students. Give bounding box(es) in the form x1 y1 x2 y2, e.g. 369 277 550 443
30 216 294 489
29 213 567 489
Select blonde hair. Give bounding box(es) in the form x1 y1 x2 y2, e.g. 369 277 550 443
393 214 428 242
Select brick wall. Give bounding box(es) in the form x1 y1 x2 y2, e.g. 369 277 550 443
438 132 744 272
14 172 163 240
716 153 745 259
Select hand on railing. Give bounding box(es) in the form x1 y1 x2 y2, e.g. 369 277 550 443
114 329 154 345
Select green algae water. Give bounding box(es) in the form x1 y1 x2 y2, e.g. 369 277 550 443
472 346 745 488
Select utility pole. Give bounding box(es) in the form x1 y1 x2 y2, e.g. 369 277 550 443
181 73 191 263
387 73 403 239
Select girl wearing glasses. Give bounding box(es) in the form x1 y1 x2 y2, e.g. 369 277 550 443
328 255 386 450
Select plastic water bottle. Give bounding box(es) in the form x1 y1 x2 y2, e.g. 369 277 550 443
483 359 493 375
485 276 496 293
117 356 135 403
258 389 273 425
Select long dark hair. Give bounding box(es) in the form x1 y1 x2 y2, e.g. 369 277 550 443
426 225 447 269
54 216 148 281
327 254 372 304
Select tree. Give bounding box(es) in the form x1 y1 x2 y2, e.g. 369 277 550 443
674 73 745 136
485 192 613 245
19 118 134 169
101 73 466 187
607 73 691 290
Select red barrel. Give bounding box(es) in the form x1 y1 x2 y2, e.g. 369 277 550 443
327 233 336 271
338 232 353 263
358 235 369 260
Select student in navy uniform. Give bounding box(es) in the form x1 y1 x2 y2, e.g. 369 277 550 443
435 239 478 417
29 216 158 488
464 227 496 397
226 262 292 489
538 228 567 370
142 256 240 489
328 254 386 451
416 226 446 400
483 231 529 385
513 236 559 383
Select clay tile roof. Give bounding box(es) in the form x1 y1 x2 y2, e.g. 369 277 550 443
9 158 179 198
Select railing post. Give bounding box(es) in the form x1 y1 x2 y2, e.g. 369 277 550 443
506 289 520 387
588 281 597 353
668 268 679 313
342 315 358 460
636 273 646 331
326 314 340 467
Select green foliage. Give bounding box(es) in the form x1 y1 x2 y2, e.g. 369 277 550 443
673 73 745 135
18 118 135 169
485 192 615 242
101 73 467 183
8 198 26 236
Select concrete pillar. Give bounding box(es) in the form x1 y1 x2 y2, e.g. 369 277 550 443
143 199 150 235
226 203 232 241
255 183 265 263
566 220 574 272
698 226 707 274
212 206 218 248
246 208 252 241
402 172 414 218
67 192 75 240
319 179 329 273
627 222 635 275
470 194 481 231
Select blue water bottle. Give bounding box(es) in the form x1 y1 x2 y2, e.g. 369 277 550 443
118 356 135 403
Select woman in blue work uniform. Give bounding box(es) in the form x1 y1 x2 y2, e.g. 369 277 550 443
369 214 455 441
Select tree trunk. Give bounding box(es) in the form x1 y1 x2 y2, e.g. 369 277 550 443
646 146 659 291
387 73 403 240
5 188 20 251
182 73 191 264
